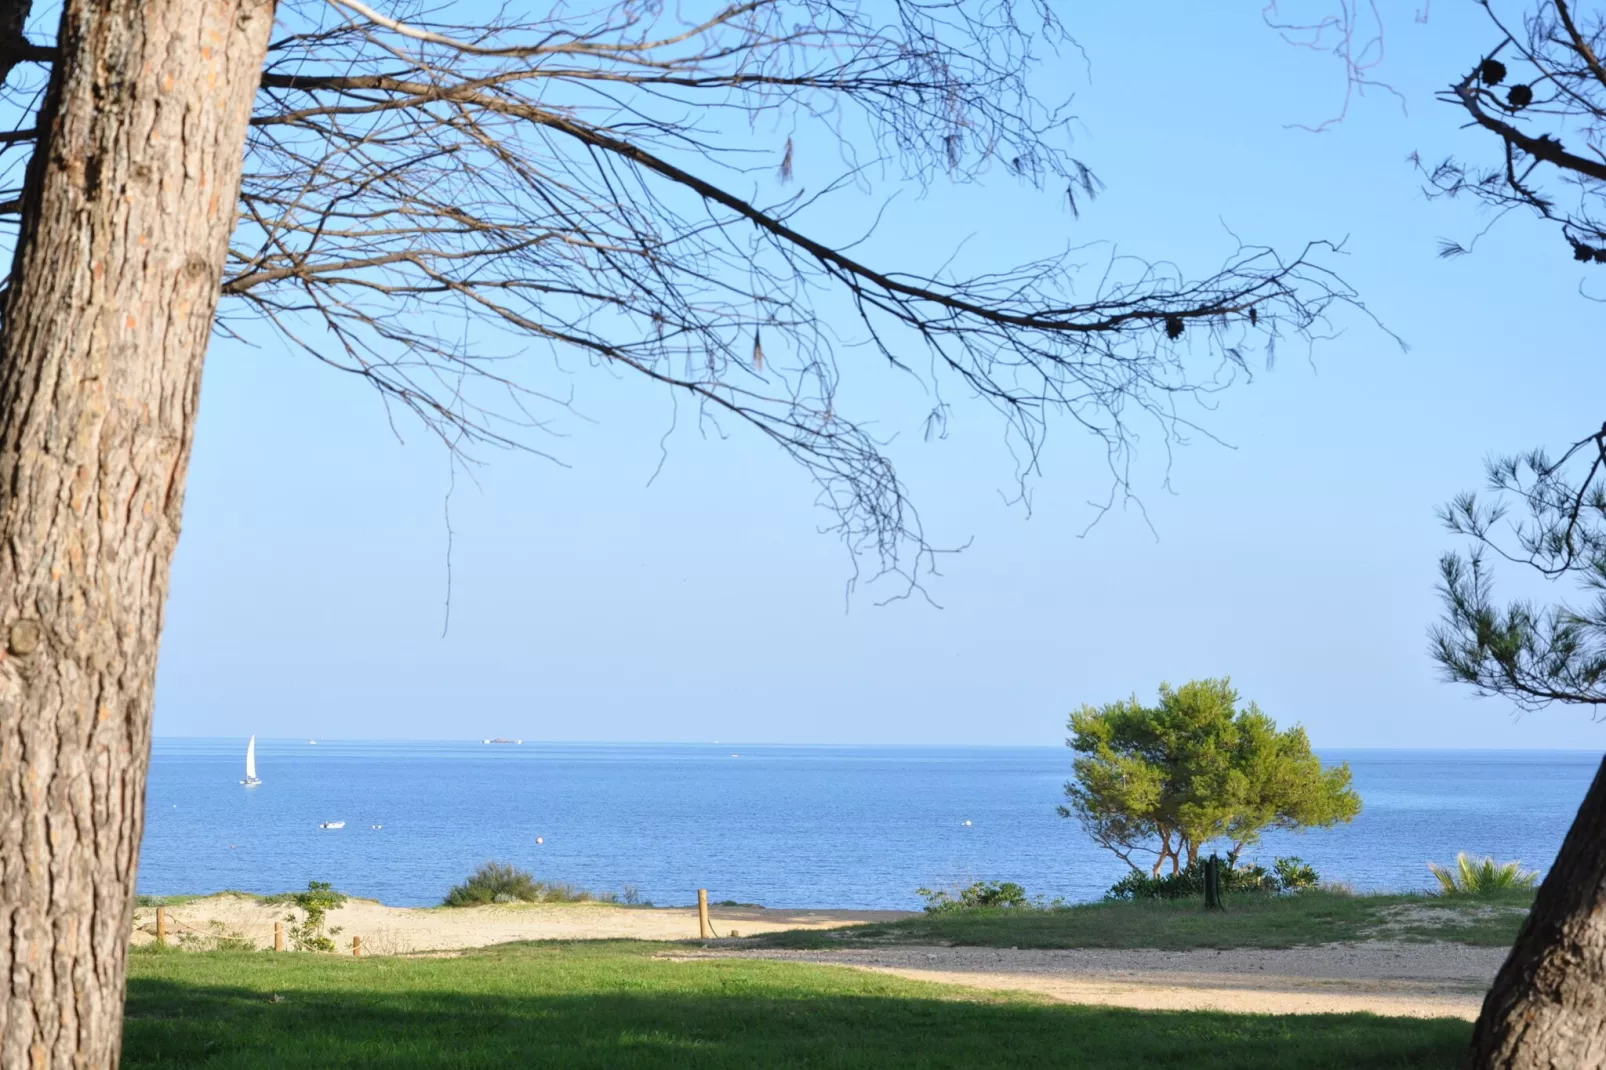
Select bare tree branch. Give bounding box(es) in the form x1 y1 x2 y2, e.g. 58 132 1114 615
1 0 1372 594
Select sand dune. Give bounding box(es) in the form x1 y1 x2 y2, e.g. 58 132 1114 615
132 894 910 955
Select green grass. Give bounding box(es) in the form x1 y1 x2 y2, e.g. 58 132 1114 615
748 889 1533 952
124 941 1470 1069
136 890 377 909
136 892 262 908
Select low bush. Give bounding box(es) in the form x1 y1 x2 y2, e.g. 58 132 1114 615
1273 856 1321 891
917 881 1030 913
1429 854 1539 897
1104 856 1320 902
443 862 599 906
284 881 346 952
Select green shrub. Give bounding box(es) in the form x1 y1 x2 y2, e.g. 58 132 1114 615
1429 853 1539 897
1106 860 1277 901
916 881 1030 913
442 862 598 907
444 863 541 906
1105 855 1323 901
284 881 346 952
1272 856 1321 891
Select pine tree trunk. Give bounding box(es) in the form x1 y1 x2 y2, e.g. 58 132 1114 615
1472 755 1606 1068
0 0 272 1064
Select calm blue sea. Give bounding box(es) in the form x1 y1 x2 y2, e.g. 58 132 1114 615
138 741 1601 909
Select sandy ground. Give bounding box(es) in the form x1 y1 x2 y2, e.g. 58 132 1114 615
131 895 910 955
135 896 1504 1018
679 944 1507 1020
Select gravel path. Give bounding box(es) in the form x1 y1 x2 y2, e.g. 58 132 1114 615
673 943 1506 1019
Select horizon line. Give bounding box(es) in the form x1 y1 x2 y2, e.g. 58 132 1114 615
150 736 1606 753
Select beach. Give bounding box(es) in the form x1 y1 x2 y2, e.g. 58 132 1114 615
136 894 1502 1019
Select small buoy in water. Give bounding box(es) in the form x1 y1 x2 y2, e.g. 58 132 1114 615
536 837 544 845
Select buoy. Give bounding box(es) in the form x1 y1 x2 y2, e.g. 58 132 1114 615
536 837 544 845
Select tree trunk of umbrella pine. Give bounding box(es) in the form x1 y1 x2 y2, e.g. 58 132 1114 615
1472 755 1606 1068
0 0 273 1064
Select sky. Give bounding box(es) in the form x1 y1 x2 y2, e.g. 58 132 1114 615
152 2 1606 748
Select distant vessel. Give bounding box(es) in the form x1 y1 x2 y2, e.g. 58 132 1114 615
484 738 522 744
240 735 261 786
319 821 345 829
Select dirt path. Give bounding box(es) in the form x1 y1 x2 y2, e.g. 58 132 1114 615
676 944 1506 1019
132 895 911 955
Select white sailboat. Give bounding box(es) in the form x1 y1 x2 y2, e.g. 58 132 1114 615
240 735 261 786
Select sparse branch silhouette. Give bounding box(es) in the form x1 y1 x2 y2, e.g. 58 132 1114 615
6 0 1361 583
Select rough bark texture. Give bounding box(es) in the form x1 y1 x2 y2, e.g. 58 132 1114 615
0 0 273 1065
1473 755 1606 1068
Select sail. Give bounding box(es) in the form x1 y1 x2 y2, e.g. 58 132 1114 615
245 735 257 781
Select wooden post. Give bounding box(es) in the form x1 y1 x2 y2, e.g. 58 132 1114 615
352 935 362 958
155 906 167 947
274 921 285 952
697 889 710 939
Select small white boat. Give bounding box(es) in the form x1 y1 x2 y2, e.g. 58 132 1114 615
240 735 261 786
370 824 383 830
319 821 345 829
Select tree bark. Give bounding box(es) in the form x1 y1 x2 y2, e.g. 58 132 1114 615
1472 754 1606 1068
0 0 272 1064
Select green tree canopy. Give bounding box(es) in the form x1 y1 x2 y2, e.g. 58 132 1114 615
1060 679 1360 876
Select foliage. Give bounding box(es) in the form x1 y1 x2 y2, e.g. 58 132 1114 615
123 941 1472 1069
1105 859 1277 901
1273 856 1321 892
1433 441 1606 711
283 882 346 953
443 862 600 907
752 887 1533 953
1418 9 1606 716
1429 854 1541 898
916 881 1030 913
1106 855 1320 901
1060 679 1361 876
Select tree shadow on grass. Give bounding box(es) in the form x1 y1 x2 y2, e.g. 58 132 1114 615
122 946 1470 1069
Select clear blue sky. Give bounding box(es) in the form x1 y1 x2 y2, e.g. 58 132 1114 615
153 3 1606 748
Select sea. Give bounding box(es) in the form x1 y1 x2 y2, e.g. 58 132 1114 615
138 741 1601 910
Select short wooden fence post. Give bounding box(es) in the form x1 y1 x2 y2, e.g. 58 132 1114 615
353 936 362 958
697 889 710 939
274 921 285 952
155 906 167 947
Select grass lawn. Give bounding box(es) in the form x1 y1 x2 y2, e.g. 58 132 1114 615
748 889 1533 952
125 941 1470 1069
